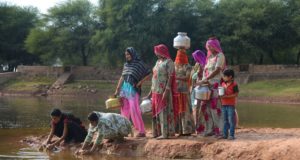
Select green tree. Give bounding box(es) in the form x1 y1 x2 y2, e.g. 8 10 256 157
0 3 39 70
26 0 98 66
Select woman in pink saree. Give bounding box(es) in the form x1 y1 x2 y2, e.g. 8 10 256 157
198 37 226 137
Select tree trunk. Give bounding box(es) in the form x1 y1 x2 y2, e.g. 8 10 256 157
297 50 300 65
81 45 88 66
259 54 264 64
268 50 277 64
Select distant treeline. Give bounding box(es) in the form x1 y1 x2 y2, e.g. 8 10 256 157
1 0 300 69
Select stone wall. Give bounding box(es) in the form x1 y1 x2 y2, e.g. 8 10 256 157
0 72 20 85
16 65 300 84
230 64 300 84
16 65 122 80
17 66 64 78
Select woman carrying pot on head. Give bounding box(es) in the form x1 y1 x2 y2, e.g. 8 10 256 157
197 37 226 137
174 49 193 136
190 50 207 135
145 44 178 139
114 47 151 137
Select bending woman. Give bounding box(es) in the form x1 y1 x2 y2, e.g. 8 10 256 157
44 108 87 149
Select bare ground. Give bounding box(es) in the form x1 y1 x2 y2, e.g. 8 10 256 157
22 128 300 160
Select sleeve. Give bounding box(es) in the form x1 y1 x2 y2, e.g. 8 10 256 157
63 118 69 124
186 64 192 77
165 60 175 90
94 132 103 145
84 128 94 144
166 59 175 76
215 53 225 69
233 84 239 93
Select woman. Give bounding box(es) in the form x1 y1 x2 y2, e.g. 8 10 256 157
114 47 151 137
145 44 178 139
198 37 226 137
44 108 87 150
174 49 193 136
190 50 206 134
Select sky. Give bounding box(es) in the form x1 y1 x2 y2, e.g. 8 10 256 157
1 0 98 13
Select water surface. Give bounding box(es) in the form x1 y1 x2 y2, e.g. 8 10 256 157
1 96 300 159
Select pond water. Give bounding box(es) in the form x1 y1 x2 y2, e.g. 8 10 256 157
1 96 300 159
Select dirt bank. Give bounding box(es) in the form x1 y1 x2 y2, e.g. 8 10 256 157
22 128 300 159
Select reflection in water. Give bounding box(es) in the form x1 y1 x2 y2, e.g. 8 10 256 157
1 96 300 159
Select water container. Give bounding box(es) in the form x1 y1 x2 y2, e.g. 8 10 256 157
173 32 191 49
218 87 225 96
140 99 152 114
195 85 211 100
105 97 121 109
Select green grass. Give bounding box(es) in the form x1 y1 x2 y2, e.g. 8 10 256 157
2 77 55 92
3 77 300 99
239 79 300 98
64 80 116 90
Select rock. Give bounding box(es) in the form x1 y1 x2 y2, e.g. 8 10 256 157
54 85 60 89
90 89 97 93
40 92 47 96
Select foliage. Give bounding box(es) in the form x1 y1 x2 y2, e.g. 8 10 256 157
2 0 300 67
0 3 39 70
25 0 99 66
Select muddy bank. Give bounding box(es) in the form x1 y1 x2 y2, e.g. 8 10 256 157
22 128 300 159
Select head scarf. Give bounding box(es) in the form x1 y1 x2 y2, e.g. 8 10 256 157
192 50 206 67
126 47 140 62
122 47 151 87
154 44 171 59
175 49 189 65
205 37 223 58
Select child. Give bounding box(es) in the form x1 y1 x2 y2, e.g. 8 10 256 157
220 69 239 140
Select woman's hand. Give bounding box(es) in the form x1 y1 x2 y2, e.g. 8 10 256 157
114 89 120 97
46 144 55 150
136 81 142 88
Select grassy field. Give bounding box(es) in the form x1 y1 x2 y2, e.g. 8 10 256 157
2 77 300 100
1 76 55 92
239 79 300 98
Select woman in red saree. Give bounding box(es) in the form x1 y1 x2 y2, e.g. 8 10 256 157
145 44 178 139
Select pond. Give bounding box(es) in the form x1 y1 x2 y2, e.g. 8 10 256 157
0 96 300 159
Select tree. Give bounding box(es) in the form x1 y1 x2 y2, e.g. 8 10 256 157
25 0 98 66
0 3 39 70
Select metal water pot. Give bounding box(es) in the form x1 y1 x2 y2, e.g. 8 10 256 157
173 32 191 49
140 99 152 114
218 87 225 96
195 85 211 100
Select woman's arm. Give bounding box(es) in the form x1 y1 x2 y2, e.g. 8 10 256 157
204 67 222 81
136 73 151 87
50 123 68 147
221 92 238 98
144 90 152 99
45 126 54 144
114 76 124 96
